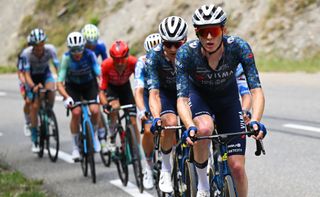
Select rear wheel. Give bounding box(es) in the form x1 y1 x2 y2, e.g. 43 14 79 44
47 110 59 162
222 175 236 197
79 132 88 177
127 124 143 193
85 121 96 183
114 126 128 186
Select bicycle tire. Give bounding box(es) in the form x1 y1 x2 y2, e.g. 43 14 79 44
126 124 143 193
85 121 96 183
99 111 112 167
79 131 88 177
38 113 45 158
114 126 128 186
222 175 236 197
172 150 183 197
184 160 197 197
47 110 59 162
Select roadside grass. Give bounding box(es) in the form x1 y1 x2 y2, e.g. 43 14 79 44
0 66 17 74
0 160 51 197
257 56 320 73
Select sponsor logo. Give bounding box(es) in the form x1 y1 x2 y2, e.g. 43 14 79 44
227 36 235 44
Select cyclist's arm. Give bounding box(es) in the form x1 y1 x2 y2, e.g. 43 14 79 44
149 89 161 118
57 54 70 99
237 75 252 111
100 42 108 60
99 61 109 105
250 88 265 122
177 97 194 129
241 93 252 112
134 58 146 112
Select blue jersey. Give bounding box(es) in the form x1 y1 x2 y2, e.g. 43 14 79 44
93 40 108 61
58 49 100 85
176 36 261 98
134 55 148 91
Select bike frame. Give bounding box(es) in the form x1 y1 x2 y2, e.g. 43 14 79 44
80 103 96 155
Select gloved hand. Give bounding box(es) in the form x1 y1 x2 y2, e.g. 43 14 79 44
150 118 161 134
63 97 74 109
182 126 197 145
249 121 267 140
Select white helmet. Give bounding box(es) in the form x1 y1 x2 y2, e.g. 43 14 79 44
192 4 227 27
67 32 86 48
81 24 100 43
159 16 188 42
144 33 162 52
29 28 47 45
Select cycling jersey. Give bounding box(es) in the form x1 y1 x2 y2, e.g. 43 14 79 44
146 43 177 92
176 36 261 98
134 55 148 90
58 49 100 84
21 44 59 76
236 64 250 96
92 40 108 61
99 55 137 90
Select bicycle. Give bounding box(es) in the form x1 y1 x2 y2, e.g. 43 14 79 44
152 124 197 197
191 126 266 197
104 104 144 193
35 88 59 162
99 109 112 167
67 100 98 183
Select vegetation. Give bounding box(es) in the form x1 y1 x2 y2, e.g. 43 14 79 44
0 160 52 197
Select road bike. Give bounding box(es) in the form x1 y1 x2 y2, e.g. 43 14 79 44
67 100 98 183
105 104 144 193
192 126 266 197
36 88 59 162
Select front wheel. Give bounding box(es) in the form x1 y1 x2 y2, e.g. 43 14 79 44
184 160 197 197
47 110 59 162
114 126 128 186
37 113 45 158
127 124 143 193
222 175 236 197
85 121 96 183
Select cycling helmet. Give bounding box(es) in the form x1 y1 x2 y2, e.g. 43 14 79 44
29 28 47 45
144 33 162 52
109 40 129 58
159 16 188 42
67 32 86 48
81 24 100 43
192 4 227 27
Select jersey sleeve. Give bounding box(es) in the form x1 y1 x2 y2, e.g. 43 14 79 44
176 45 190 98
48 45 60 70
100 43 108 60
237 75 250 96
237 38 262 90
146 51 160 90
57 53 69 82
90 52 101 77
99 60 109 90
134 57 146 89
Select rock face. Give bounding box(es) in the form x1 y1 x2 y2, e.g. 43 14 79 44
0 0 319 65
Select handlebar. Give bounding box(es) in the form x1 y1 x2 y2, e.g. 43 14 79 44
66 99 97 117
102 104 136 113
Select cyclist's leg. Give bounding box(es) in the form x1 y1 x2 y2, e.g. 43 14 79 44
44 75 55 108
20 82 31 136
215 101 247 197
189 86 214 193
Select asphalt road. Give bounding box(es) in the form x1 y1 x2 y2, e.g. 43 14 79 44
0 73 320 197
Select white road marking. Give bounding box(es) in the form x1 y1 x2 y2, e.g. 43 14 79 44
0 91 7 96
110 179 153 197
44 148 75 163
283 123 320 133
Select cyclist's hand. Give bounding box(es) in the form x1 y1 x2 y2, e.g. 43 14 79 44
242 110 252 125
182 126 197 145
102 104 111 114
249 121 267 140
150 118 161 134
137 109 147 121
63 97 74 109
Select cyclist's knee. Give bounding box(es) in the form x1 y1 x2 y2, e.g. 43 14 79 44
228 156 246 179
72 108 82 117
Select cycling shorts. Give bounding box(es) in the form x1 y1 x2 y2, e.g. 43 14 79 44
159 88 177 116
26 73 55 100
189 84 246 156
106 81 136 116
66 80 99 103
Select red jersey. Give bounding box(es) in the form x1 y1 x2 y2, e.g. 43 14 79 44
100 55 137 90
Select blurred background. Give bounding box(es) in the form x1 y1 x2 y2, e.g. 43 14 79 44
0 0 319 72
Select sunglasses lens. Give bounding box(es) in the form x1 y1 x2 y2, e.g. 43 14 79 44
70 47 84 54
163 41 183 48
198 27 222 37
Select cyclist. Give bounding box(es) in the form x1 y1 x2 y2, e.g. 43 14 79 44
176 4 266 197
81 23 108 153
57 32 101 161
17 36 32 136
146 16 188 193
99 40 138 151
22 28 59 153
134 33 162 189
